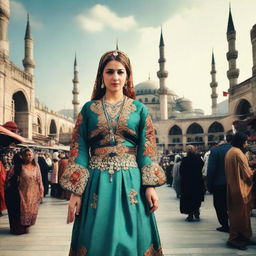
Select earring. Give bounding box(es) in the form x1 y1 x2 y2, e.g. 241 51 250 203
101 83 105 89
124 83 127 88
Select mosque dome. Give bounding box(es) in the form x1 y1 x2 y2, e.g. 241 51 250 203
135 79 177 97
135 80 158 96
175 97 193 112
176 97 192 103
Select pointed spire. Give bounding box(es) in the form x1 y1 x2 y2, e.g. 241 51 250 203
211 50 215 65
74 53 77 66
25 13 32 40
160 27 164 47
227 4 235 34
116 39 119 50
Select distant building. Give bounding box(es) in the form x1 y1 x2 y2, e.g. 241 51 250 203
0 0 76 145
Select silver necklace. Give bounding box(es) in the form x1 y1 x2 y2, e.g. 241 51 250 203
102 96 126 144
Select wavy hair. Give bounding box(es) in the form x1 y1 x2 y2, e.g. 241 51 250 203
91 50 136 100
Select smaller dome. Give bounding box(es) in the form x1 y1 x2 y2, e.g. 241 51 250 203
176 97 192 103
135 79 158 94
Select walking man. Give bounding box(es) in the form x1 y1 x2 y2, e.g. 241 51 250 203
207 133 233 233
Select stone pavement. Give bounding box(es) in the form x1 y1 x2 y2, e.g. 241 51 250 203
0 185 256 256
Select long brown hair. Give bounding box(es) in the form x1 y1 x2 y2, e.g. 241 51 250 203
91 50 136 100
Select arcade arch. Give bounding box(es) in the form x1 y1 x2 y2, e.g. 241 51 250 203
235 99 252 120
49 119 57 138
186 123 204 145
208 121 224 144
168 125 183 152
12 91 29 137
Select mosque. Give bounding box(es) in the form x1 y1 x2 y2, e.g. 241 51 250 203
137 8 256 152
1 0 255 152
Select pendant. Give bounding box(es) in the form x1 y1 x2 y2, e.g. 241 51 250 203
110 130 115 144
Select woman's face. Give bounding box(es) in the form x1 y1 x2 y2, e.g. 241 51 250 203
102 60 127 94
23 151 34 163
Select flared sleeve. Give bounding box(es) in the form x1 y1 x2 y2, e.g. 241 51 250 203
60 104 90 196
137 104 166 187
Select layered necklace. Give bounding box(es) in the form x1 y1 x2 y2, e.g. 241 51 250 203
102 96 126 145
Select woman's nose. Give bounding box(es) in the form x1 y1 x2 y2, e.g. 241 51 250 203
112 72 118 79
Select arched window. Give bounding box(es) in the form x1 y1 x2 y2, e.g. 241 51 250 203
12 91 29 137
37 117 42 134
152 97 156 103
169 125 182 135
145 98 148 103
208 122 224 133
235 99 252 120
187 123 203 134
49 119 57 137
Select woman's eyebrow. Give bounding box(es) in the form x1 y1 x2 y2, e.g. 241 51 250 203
105 68 125 71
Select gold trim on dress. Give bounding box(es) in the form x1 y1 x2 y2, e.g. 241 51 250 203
90 97 137 145
141 163 166 186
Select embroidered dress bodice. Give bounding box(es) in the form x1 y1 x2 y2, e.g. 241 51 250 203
60 96 166 195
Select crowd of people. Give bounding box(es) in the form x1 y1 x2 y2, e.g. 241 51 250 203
0 130 256 252
0 147 71 234
160 131 256 251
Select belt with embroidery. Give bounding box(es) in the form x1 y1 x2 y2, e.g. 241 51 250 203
91 145 137 157
89 145 138 182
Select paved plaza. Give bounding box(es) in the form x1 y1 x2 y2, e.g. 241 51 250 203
0 185 256 256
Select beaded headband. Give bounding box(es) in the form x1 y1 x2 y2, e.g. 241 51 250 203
100 50 130 64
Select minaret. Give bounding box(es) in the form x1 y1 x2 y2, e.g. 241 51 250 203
116 39 119 50
23 14 35 75
226 6 239 88
72 55 80 120
210 52 218 115
250 24 256 76
157 28 168 120
0 0 10 57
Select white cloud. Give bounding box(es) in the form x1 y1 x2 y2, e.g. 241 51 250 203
10 0 43 29
77 4 136 32
130 0 256 114
11 0 26 20
76 15 103 32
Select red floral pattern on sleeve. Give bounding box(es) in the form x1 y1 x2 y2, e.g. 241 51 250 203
143 115 157 161
69 113 83 163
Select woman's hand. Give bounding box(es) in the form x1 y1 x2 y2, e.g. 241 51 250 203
145 187 159 213
67 193 81 224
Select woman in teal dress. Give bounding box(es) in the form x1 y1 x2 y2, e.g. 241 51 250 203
60 50 166 256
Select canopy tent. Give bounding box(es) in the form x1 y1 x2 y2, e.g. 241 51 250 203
0 126 33 147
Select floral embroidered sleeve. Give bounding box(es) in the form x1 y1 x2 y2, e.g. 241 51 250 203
137 104 166 187
60 104 90 196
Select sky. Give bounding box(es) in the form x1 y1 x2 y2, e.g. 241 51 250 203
8 0 256 115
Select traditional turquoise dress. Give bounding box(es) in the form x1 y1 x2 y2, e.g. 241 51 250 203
60 96 166 256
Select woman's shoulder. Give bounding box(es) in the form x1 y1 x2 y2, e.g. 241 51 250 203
80 100 99 113
131 98 149 113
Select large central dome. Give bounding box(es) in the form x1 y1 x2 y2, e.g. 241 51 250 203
135 79 177 97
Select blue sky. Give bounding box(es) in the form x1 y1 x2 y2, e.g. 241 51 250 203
9 0 256 114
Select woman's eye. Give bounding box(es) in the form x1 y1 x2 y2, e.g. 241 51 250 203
106 70 114 74
118 71 124 74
